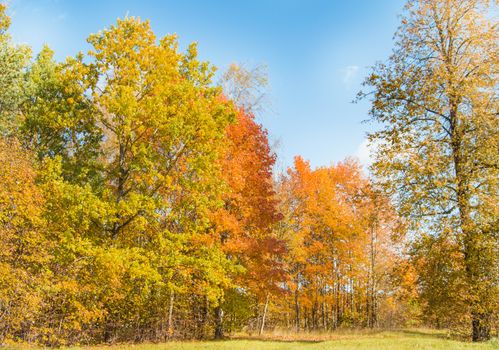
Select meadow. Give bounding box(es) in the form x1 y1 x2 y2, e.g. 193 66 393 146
60 330 498 350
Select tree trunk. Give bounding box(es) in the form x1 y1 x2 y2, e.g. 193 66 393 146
214 304 224 339
311 302 316 330
294 288 300 332
450 103 491 342
471 313 491 341
200 295 210 338
167 290 174 338
322 301 327 331
461 205 491 341
259 293 270 335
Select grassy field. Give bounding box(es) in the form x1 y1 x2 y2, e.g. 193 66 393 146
64 330 498 350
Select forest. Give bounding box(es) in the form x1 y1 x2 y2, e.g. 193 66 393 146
0 0 497 346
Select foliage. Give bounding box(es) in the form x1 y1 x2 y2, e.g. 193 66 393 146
213 108 285 336
0 4 31 136
272 157 404 331
0 139 49 342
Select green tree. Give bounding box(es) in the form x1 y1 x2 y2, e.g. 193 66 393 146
0 3 30 136
22 46 102 184
360 0 498 341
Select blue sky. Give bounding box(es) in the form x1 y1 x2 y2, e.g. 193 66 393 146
6 0 402 171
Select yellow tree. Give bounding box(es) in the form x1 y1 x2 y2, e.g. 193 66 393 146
360 0 498 341
77 17 235 340
0 139 49 342
19 17 237 342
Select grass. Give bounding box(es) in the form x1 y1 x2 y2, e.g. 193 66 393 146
63 329 498 350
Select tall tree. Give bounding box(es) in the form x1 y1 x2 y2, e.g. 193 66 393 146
213 108 284 337
17 16 238 343
360 0 498 341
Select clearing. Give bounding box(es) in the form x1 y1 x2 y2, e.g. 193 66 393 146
66 329 498 350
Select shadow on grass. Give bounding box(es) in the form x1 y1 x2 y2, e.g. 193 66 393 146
395 329 448 339
228 336 323 344
227 328 449 344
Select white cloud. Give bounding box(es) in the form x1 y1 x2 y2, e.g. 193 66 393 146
355 137 382 173
356 138 371 166
341 65 359 88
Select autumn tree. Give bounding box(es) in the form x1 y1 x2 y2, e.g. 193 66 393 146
360 0 498 341
276 157 402 331
16 16 238 343
84 18 236 340
212 108 284 337
212 60 284 338
0 139 50 342
359 186 404 328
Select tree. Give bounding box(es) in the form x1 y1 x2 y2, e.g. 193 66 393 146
16 16 239 343
84 18 236 340
360 0 498 341
221 63 269 115
360 186 403 329
216 61 282 338
21 45 102 184
276 157 402 331
212 108 284 337
0 139 49 342
0 3 31 136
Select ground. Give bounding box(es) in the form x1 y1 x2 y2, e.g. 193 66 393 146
64 330 498 350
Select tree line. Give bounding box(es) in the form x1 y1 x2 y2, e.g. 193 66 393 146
0 0 497 345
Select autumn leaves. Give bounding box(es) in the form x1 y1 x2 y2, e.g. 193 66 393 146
0 0 497 345
0 10 401 344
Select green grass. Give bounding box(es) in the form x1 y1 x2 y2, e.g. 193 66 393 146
68 330 498 350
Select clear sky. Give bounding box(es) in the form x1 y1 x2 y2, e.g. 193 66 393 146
6 0 403 171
